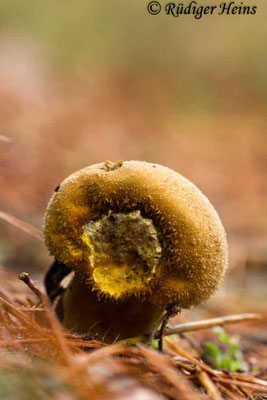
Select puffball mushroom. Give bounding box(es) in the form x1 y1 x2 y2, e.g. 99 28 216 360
43 160 228 343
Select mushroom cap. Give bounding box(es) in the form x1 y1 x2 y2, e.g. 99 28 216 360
43 160 228 309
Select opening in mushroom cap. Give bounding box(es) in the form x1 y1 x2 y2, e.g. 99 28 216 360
81 210 162 299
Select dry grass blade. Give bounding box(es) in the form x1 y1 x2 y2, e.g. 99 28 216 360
216 383 243 400
85 342 124 363
18 306 46 312
0 271 266 399
42 299 74 366
213 377 267 392
0 279 264 392
230 374 267 388
0 134 13 143
0 295 44 334
65 339 105 349
0 338 52 346
164 336 219 376
139 345 201 400
0 211 44 242
165 336 267 396
198 370 223 400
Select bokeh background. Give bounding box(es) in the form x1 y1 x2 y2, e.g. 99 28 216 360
0 1 266 313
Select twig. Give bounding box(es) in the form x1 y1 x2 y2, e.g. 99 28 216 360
18 272 44 304
150 304 180 351
123 313 262 346
0 211 44 242
163 313 262 336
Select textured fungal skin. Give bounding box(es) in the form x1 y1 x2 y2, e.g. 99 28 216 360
43 160 228 342
58 277 164 342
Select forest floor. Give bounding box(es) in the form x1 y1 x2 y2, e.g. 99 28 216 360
0 233 266 400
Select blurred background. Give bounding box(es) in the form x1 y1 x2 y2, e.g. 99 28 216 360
0 0 266 313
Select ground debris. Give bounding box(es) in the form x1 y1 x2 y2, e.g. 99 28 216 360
0 272 266 400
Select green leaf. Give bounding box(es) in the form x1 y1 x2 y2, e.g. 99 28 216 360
204 327 247 372
213 326 230 343
203 342 222 367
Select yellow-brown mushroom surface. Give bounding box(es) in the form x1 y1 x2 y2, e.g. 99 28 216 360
43 160 228 341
